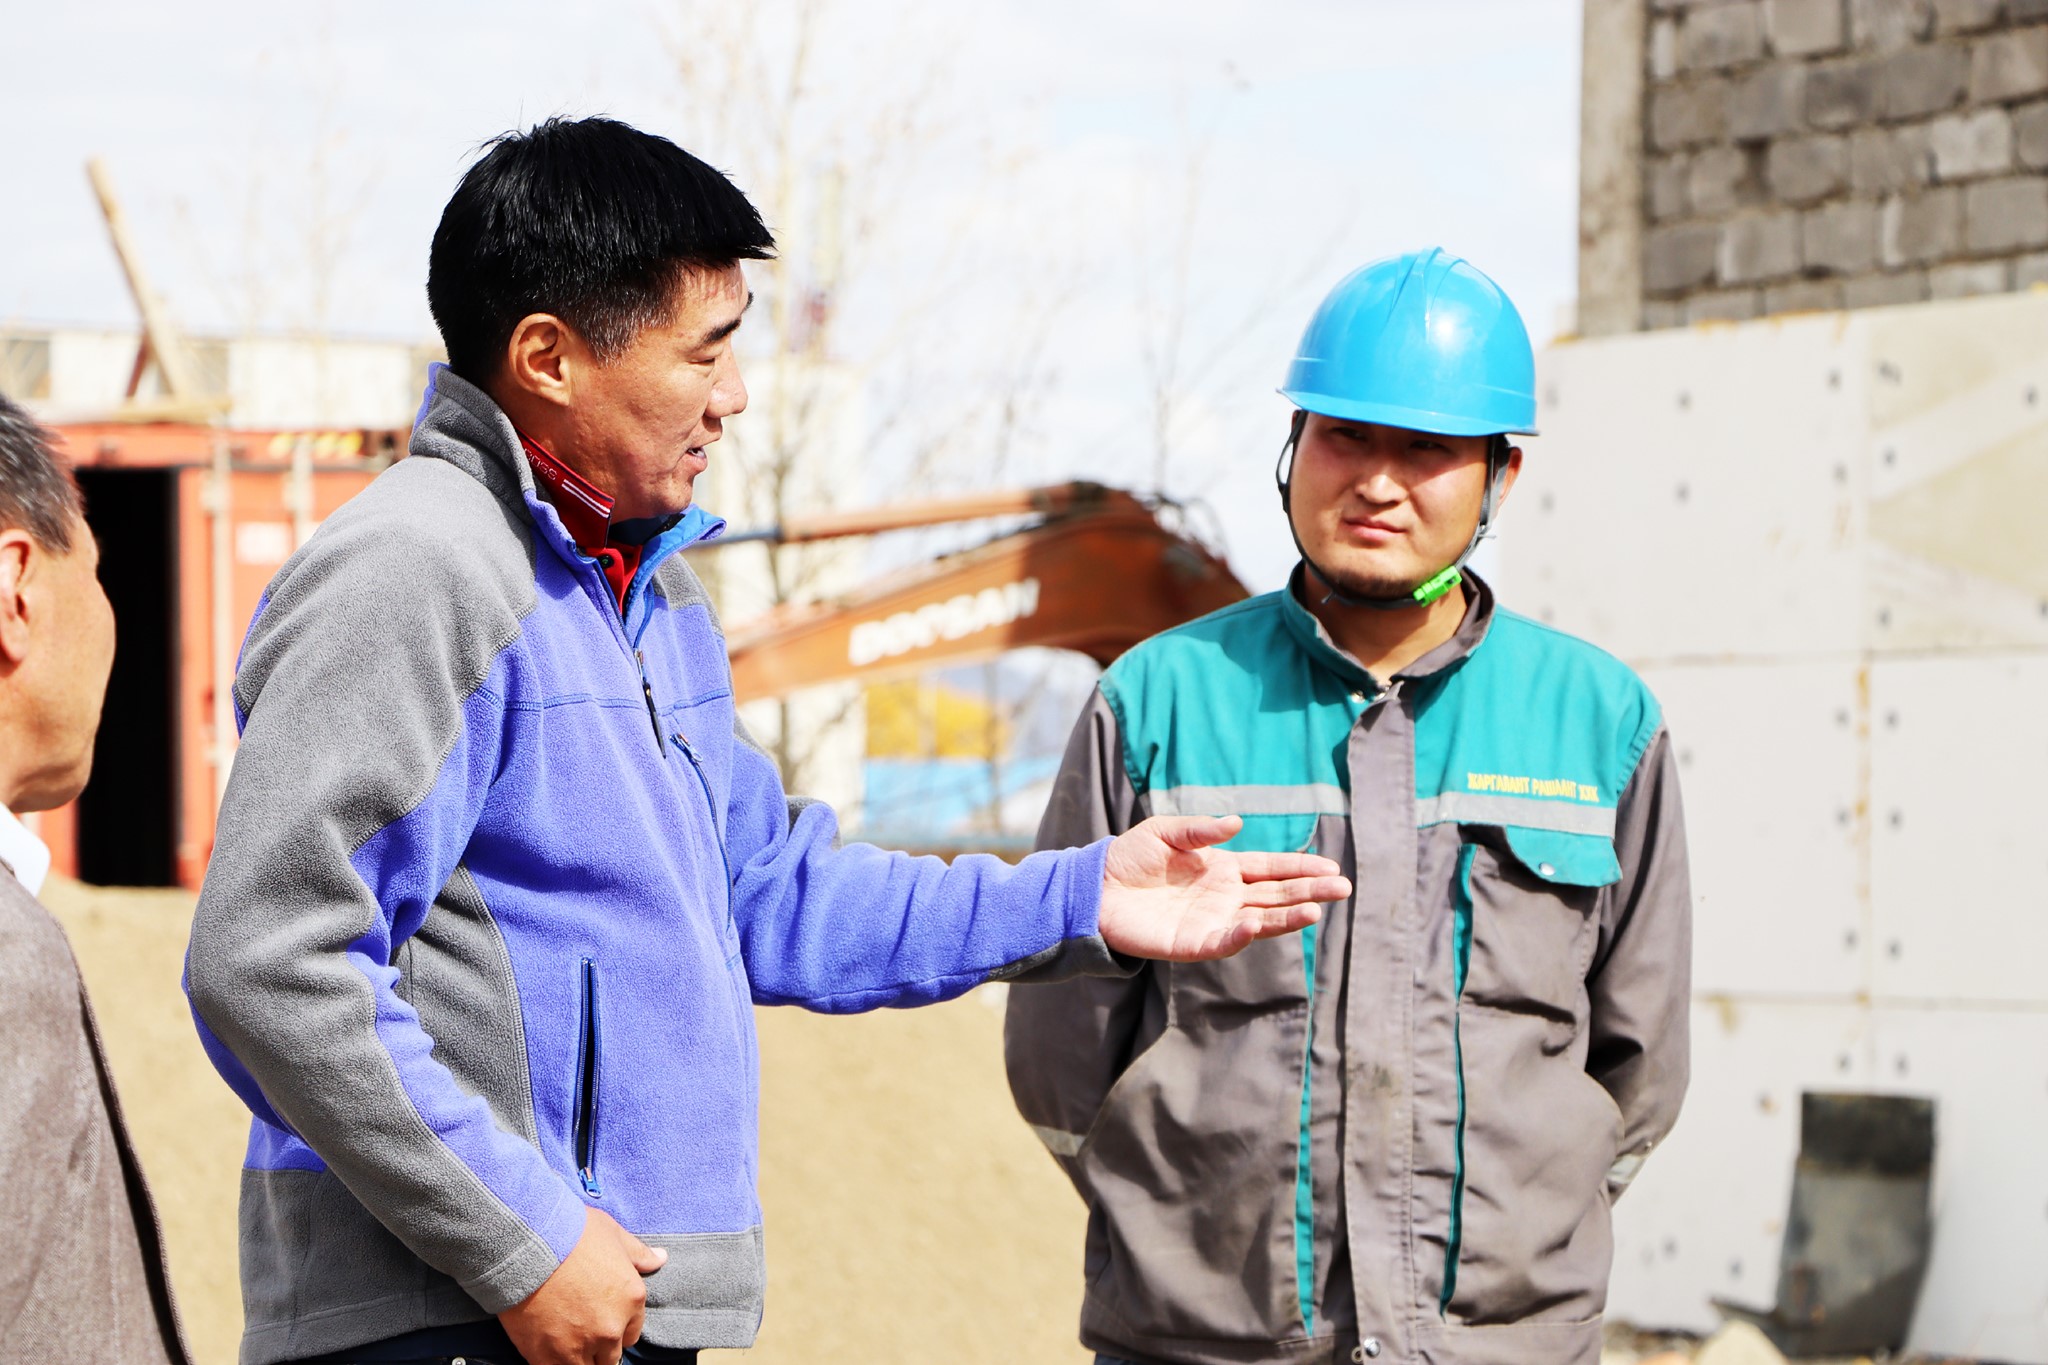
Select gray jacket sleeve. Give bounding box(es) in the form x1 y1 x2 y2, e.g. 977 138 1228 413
1003 690 1156 1185
184 479 589 1314
1588 727 1693 1200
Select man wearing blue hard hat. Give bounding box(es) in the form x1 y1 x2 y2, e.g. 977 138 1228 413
1007 249 1693 1365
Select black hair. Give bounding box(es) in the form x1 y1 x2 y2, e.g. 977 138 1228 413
427 116 776 382
0 393 80 553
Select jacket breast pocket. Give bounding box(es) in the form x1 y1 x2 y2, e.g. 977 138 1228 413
1166 933 1312 1024
1459 824 1618 1044
1162 810 1321 1024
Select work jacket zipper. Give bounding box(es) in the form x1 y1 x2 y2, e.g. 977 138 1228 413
574 958 603 1197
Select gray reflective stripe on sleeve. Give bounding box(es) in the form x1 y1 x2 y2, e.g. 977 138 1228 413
1415 792 1617 836
1608 1147 1648 1192
1148 783 1349 817
1031 1124 1086 1157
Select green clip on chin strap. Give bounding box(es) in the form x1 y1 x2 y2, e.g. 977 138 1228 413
1273 409 1509 612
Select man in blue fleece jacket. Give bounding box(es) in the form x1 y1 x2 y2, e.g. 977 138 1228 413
183 116 1349 1365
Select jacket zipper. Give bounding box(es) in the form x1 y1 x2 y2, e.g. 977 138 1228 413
1441 843 1478 1312
574 958 603 1198
1293 920 1321 1334
671 732 738 947
561 521 667 755
1292 677 1402 1332
636 650 663 749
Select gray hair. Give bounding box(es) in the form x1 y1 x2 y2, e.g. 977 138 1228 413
0 393 80 553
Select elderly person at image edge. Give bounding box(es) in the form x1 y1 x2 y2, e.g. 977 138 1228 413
182 115 1349 1365
0 394 191 1365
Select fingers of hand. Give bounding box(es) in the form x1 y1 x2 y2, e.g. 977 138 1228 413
1149 813 1243 853
624 1231 668 1275
1235 874 1352 907
1249 902 1323 938
1225 850 1344 882
1178 905 1318 961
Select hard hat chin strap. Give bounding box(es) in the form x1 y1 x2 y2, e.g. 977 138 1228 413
1274 410 1508 613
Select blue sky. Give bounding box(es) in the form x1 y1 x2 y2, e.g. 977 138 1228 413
8 0 1583 591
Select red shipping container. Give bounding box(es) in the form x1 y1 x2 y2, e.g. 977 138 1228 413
40 423 404 890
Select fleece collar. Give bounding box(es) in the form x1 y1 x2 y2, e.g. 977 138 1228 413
408 365 727 620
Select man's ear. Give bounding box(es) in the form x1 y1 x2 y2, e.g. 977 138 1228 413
502 313 579 409
1496 443 1525 506
0 530 34 668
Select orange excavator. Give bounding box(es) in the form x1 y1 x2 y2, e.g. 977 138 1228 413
706 482 1249 701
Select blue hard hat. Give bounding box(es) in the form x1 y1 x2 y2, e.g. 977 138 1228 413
1281 248 1538 437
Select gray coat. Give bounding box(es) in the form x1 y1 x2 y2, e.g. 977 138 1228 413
1006 578 1693 1365
0 875 188 1365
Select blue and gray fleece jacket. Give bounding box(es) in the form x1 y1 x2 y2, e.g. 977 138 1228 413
184 368 1116 1365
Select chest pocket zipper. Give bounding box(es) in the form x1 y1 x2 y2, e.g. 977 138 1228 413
635 651 662 749
672 732 740 958
574 958 603 1198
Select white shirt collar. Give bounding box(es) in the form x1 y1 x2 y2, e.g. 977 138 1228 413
0 806 51 896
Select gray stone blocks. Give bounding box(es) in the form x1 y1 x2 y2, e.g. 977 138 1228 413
1730 63 1812 135
1767 277 1851 308
1845 269 1934 303
1881 186 1965 262
1805 198 1883 270
1851 123 1938 189
1931 0 2005 33
1688 287 1767 321
1685 2 1769 68
1969 25 2048 100
1648 222 1728 291
1652 79 1732 149
1849 0 1938 50
1963 173 2048 247
1722 209 1806 278
1930 257 2015 292
1641 300 1689 330
1767 0 1851 54
1636 0 2048 323
1928 106 2015 174
1652 17 1682 80
1882 41 1972 116
1692 144 1764 211
1770 134 1853 199
1808 57 1883 124
1652 155 1694 219
2014 98 2048 163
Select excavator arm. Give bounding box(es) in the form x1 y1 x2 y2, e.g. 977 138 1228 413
713 482 1248 702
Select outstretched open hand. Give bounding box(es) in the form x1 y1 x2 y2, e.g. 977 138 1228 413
1097 815 1352 962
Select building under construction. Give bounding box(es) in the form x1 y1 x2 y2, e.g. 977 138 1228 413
1561 2 2048 1359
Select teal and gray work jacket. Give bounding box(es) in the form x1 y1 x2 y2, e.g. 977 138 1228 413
1005 571 1692 1365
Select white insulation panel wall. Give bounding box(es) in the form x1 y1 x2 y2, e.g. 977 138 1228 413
1528 292 2048 1363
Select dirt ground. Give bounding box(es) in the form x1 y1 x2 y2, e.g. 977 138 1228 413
44 877 1094 1365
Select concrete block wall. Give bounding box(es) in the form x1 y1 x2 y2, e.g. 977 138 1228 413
1635 0 2048 328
